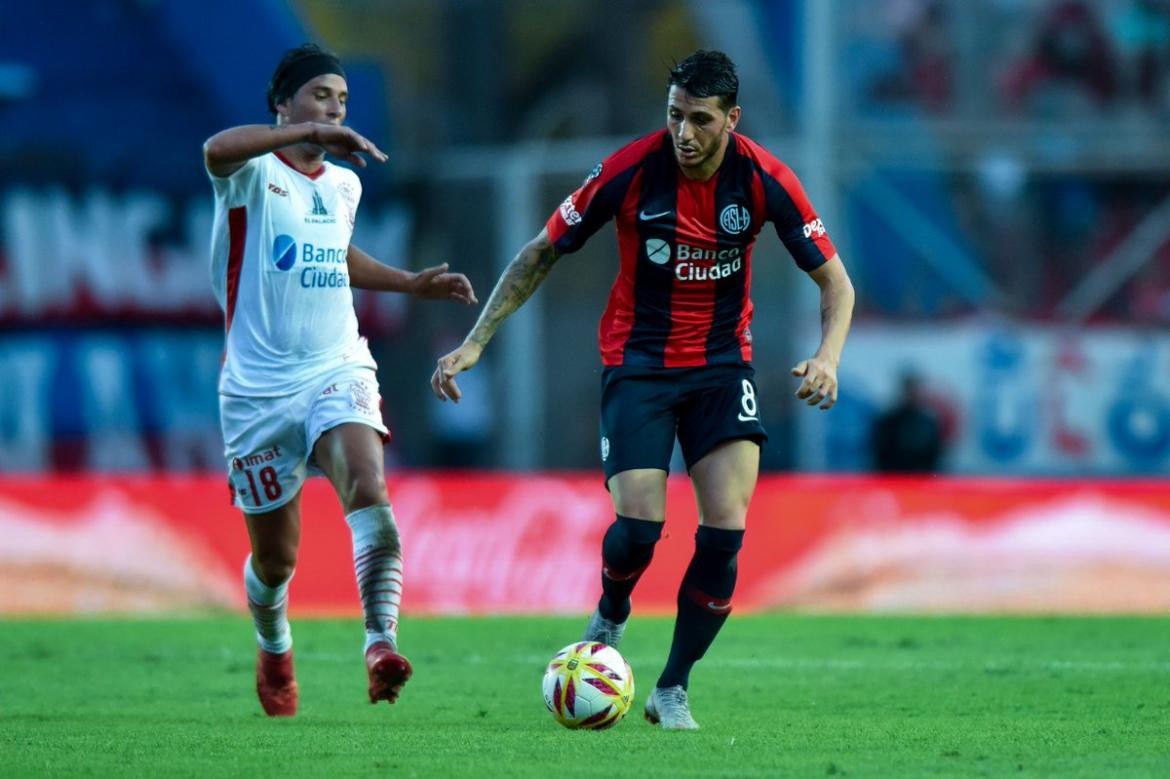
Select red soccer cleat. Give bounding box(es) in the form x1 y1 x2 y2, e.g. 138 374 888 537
256 648 298 717
365 641 412 704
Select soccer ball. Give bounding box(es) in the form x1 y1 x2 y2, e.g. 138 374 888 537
542 641 634 730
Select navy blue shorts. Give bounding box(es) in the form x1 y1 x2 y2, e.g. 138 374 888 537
598 363 768 481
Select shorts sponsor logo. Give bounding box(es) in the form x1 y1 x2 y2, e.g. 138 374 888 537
233 444 283 469
802 218 826 238
272 234 297 271
720 204 751 234
645 239 671 265
600 436 610 461
559 195 582 226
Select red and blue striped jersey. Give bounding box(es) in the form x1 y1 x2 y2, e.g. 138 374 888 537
545 130 837 368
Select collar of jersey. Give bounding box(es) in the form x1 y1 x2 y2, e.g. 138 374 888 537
274 150 325 180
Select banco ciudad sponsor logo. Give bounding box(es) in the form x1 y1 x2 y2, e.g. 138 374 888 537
643 239 746 281
299 241 349 289
270 234 349 288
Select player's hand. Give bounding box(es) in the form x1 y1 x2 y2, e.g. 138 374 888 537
791 356 839 410
309 124 388 167
411 263 478 304
431 341 483 402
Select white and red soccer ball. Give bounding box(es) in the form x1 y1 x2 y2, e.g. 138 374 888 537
542 641 634 730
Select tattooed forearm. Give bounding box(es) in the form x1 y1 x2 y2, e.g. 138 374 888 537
467 238 560 348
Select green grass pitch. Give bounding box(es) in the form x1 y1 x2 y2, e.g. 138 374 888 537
1 615 1167 777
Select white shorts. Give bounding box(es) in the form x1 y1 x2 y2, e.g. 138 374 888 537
220 366 389 512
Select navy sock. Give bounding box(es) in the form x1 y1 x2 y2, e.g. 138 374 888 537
657 525 744 690
596 515 664 623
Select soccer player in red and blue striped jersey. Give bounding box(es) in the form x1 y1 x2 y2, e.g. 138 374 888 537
431 50 854 729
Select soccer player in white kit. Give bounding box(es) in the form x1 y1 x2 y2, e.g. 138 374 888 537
204 44 476 716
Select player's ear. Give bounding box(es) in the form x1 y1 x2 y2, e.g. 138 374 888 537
725 105 741 133
274 98 291 125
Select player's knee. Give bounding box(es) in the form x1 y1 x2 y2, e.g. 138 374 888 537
699 491 751 529
253 549 297 585
611 490 665 522
615 502 664 523
341 466 388 512
701 507 748 530
608 472 666 521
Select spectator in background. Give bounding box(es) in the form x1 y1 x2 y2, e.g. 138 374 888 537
896 0 954 111
1002 0 1118 113
866 0 955 112
871 370 944 473
1112 0 1170 109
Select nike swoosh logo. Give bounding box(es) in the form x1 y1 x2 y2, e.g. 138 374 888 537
738 413 758 422
707 601 731 612
639 209 673 221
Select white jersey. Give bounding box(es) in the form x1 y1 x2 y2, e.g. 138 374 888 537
209 151 376 396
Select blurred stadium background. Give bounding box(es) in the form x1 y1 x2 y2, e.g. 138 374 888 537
3 0 1170 617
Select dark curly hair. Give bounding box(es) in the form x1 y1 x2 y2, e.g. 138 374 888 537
668 50 739 111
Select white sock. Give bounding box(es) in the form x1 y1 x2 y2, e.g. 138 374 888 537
346 505 404 652
244 554 292 654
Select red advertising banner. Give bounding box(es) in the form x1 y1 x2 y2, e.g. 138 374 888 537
2 474 1170 615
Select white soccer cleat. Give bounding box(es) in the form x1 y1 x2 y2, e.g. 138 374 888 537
644 685 700 730
581 607 627 649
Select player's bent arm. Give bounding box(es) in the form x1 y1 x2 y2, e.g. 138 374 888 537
348 245 476 303
346 244 416 292
808 255 855 368
464 228 560 350
203 124 318 177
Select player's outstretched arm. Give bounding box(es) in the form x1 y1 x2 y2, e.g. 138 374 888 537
203 123 387 177
791 255 855 410
346 245 476 303
430 228 560 402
